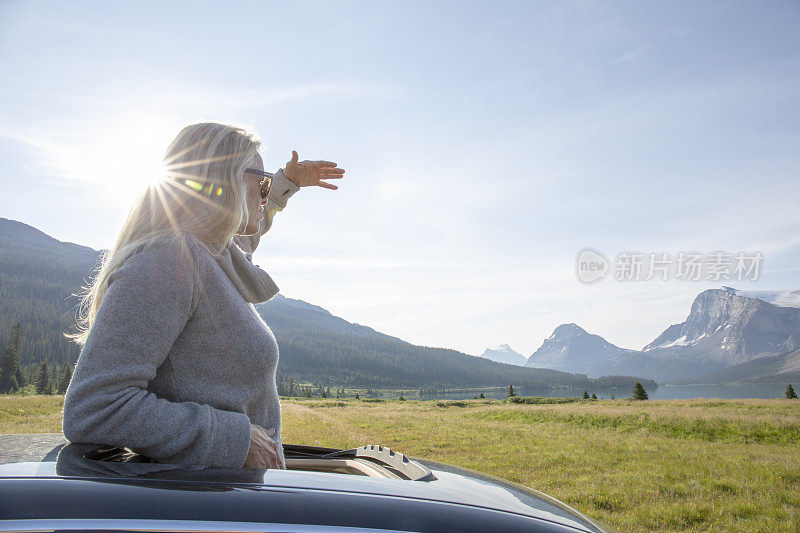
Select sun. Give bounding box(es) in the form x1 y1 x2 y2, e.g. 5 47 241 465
72 114 178 200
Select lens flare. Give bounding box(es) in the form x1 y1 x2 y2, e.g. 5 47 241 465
183 179 203 192
179 179 223 197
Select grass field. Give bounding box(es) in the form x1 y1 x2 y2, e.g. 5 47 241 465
2 395 799 532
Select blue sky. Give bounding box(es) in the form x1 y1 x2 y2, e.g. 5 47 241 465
1 1 799 356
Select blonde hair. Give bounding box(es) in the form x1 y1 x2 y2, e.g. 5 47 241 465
65 122 261 346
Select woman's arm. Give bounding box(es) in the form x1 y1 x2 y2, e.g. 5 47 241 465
260 168 301 241
62 235 252 468
239 151 344 254
234 168 299 255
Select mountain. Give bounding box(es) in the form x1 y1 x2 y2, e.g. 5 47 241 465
525 288 800 383
643 287 800 365
256 296 648 389
0 217 102 366
258 293 389 341
672 347 800 385
0 217 651 390
480 344 527 366
0 217 99 262
525 324 635 375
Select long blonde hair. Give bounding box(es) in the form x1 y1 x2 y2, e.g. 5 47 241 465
65 122 260 346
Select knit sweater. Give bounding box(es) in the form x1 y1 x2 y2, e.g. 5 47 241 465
62 169 300 468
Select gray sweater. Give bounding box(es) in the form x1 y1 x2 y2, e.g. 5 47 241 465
62 169 299 468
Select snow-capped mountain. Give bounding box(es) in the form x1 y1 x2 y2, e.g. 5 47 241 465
643 287 800 365
523 288 800 382
480 344 527 366
525 323 636 375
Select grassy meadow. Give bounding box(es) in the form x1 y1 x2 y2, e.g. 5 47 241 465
1 394 799 532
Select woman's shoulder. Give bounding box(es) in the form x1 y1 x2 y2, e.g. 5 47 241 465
110 232 214 313
117 231 214 285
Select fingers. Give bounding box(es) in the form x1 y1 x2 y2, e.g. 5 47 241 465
285 151 345 190
257 441 279 469
297 164 344 176
257 427 278 465
246 424 281 469
304 162 345 172
285 150 299 173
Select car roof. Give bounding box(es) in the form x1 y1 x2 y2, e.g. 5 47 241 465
0 434 604 533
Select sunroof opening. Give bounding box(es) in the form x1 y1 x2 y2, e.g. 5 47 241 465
80 444 436 481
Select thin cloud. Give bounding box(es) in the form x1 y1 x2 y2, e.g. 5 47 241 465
611 44 650 64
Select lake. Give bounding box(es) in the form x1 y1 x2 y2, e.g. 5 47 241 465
404 382 791 400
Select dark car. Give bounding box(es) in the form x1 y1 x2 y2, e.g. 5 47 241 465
0 434 610 532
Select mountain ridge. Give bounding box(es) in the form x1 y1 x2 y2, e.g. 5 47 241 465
526 288 800 383
0 217 653 390
643 288 800 366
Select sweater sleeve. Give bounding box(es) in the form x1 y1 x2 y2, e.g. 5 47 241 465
62 236 252 468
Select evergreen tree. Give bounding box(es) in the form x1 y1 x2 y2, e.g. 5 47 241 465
57 364 73 395
632 381 648 400
355 392 360 400
0 349 10 393
479 392 485 399
0 321 23 394
399 395 405 401
786 384 798 399
14 366 25 390
610 393 615 400
582 390 589 399
35 362 50 395
507 385 516 397
591 393 597 400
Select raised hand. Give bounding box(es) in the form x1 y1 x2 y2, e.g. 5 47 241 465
284 150 345 190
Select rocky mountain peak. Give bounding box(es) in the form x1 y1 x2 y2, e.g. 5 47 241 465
550 323 587 340
480 344 527 366
644 288 800 365
526 323 626 374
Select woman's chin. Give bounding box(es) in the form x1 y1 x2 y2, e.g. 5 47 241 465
239 212 263 236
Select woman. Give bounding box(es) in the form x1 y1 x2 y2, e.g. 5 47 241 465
62 122 344 469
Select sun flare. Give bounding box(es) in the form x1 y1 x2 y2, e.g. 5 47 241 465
65 115 178 200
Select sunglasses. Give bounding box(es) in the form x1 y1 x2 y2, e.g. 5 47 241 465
179 168 273 200
244 168 273 200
